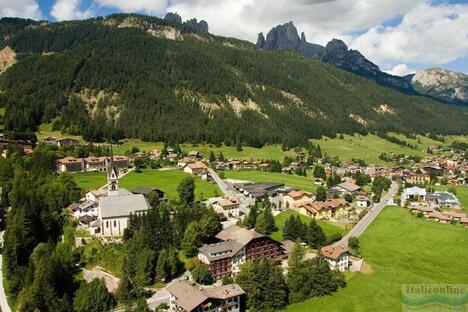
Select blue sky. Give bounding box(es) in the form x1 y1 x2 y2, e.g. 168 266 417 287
1 0 468 75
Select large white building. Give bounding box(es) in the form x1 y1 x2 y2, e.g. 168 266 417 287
93 157 150 236
321 245 350 272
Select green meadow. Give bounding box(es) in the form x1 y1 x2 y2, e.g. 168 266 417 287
72 172 107 192
271 210 348 242
222 170 318 192
118 168 221 201
311 134 432 165
284 207 468 311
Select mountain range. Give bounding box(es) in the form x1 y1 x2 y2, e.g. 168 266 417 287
0 14 466 147
256 22 414 94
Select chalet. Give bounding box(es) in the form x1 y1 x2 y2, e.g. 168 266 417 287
184 162 208 176
167 280 245 312
45 136 80 147
258 163 271 171
321 245 350 272
303 198 350 219
355 193 371 208
112 155 129 170
329 182 362 197
410 206 435 216
150 149 161 158
283 191 314 208
177 157 196 168
187 151 202 160
281 167 293 174
212 198 241 218
405 173 430 185
85 189 106 202
57 157 85 173
198 225 282 279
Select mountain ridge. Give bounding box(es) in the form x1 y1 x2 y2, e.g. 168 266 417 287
256 22 414 94
0 14 466 147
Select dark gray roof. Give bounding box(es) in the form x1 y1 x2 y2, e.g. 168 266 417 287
199 240 244 261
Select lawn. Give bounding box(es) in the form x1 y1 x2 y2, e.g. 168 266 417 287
73 172 107 192
311 134 432 165
284 207 468 311
434 185 468 212
119 168 221 201
271 210 348 242
222 170 318 192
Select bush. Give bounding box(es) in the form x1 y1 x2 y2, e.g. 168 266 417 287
348 236 360 252
191 264 213 285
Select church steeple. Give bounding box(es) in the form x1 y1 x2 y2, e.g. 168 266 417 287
107 142 119 196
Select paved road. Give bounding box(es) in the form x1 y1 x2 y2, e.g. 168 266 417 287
0 255 12 312
208 168 237 200
334 181 398 247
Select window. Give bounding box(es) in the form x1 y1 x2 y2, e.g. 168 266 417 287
114 220 117 227
106 221 109 228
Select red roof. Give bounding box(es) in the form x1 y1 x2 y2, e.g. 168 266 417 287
321 245 349 260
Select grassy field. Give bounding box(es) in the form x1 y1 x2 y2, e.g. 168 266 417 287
119 168 221 201
73 172 107 192
311 134 433 165
36 123 85 142
271 210 348 242
222 170 318 192
434 185 468 212
284 207 468 311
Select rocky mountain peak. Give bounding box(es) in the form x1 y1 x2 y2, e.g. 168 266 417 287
163 12 182 25
164 13 209 34
264 21 300 51
256 32 265 49
258 22 414 94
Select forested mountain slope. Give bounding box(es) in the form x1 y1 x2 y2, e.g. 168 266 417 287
0 14 467 147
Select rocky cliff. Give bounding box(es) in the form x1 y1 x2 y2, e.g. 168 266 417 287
257 22 414 93
410 68 468 106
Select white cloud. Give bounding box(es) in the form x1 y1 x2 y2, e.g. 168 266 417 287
95 0 167 14
351 2 468 66
167 0 424 44
386 64 415 76
0 0 42 19
51 0 94 21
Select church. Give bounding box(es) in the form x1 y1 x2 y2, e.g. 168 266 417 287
92 155 150 236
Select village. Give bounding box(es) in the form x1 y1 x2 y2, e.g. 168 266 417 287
37 134 467 311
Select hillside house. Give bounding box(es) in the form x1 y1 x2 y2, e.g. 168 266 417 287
283 191 314 208
328 182 362 198
212 198 241 218
177 157 196 168
321 245 350 272
237 182 284 199
184 162 208 176
198 225 282 279
83 156 108 172
302 198 350 219
167 280 245 312
356 192 371 208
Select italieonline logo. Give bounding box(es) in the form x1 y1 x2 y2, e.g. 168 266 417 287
402 284 468 311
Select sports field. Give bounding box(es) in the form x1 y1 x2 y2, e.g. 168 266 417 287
284 207 468 311
271 210 348 242
119 168 221 201
222 170 318 192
